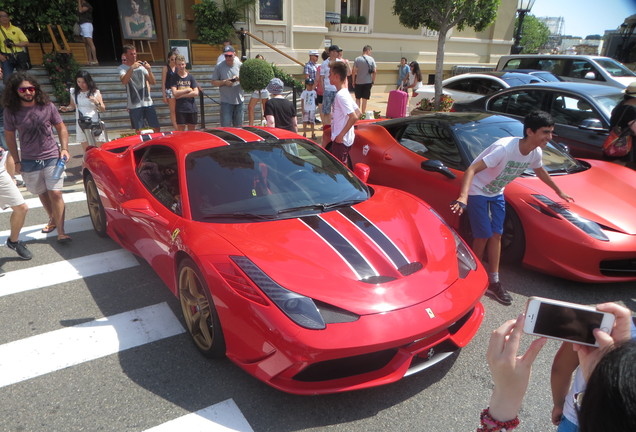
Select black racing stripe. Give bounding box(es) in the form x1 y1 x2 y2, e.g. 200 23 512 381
301 215 377 280
202 129 247 144
243 127 277 139
339 207 409 269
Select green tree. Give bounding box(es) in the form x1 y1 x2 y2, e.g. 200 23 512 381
193 0 255 45
0 0 77 43
515 14 550 53
393 0 500 109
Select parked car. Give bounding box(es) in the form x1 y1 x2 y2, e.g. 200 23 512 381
82 128 487 395
409 71 551 112
452 82 624 159
349 113 636 283
496 54 636 88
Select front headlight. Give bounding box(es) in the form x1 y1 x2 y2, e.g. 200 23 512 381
231 256 326 329
429 208 478 278
532 195 608 241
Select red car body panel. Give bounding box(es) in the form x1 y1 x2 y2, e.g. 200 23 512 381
83 129 487 394
350 120 636 283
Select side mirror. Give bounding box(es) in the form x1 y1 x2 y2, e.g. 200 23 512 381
353 163 370 183
578 118 606 132
584 71 596 80
421 159 456 179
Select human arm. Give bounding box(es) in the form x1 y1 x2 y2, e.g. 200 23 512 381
54 122 71 162
144 62 156 85
485 315 547 425
291 115 298 134
89 90 106 113
78 0 89 13
265 115 275 128
351 64 357 88
161 66 168 102
5 130 20 173
450 159 488 215
533 167 574 202
550 343 578 425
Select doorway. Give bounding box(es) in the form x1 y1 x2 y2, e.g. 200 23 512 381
91 1 123 64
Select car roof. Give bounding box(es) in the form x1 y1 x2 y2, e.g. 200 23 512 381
375 112 519 129
483 81 623 96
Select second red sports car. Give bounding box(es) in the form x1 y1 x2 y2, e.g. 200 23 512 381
350 113 636 283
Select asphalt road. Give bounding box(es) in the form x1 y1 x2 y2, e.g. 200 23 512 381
0 143 634 432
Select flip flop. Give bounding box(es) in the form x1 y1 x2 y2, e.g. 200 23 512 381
41 223 57 233
57 235 72 244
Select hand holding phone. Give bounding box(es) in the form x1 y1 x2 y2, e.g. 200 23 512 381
524 297 615 347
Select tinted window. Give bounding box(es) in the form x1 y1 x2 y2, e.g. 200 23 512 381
398 122 464 170
548 93 601 126
445 78 504 95
595 58 636 77
136 146 181 214
186 140 369 221
488 90 544 117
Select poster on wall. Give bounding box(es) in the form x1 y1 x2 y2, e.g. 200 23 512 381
168 40 192 69
259 0 283 21
118 0 157 40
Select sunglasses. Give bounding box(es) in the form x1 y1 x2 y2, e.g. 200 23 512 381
224 54 233 57
18 86 36 93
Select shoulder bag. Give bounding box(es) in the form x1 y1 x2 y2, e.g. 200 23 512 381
0 26 31 70
603 107 633 158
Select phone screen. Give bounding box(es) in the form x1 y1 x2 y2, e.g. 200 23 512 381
534 302 604 344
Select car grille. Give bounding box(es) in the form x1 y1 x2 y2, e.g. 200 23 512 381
292 308 474 383
600 258 636 277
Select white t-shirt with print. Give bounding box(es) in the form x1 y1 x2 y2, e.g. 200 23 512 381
468 137 543 197
331 88 358 147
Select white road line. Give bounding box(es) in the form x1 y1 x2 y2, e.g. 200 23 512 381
0 249 139 298
0 191 87 213
144 399 254 432
0 216 94 244
0 302 185 388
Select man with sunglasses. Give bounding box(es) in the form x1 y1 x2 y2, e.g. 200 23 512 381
211 46 244 127
3 72 72 244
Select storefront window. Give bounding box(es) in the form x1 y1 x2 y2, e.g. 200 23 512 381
259 0 283 21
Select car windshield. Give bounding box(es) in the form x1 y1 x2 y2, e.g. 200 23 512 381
454 121 584 175
592 93 624 117
594 58 636 77
185 139 369 222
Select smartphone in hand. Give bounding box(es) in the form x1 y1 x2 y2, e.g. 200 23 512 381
524 296 615 347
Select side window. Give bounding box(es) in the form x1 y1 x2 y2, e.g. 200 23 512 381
567 60 602 81
549 93 599 126
502 59 521 70
445 78 473 92
136 145 181 214
488 90 544 117
398 122 464 170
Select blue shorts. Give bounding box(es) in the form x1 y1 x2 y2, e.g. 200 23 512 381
467 194 505 239
129 106 160 131
322 90 336 115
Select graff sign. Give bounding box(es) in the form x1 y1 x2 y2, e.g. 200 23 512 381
340 24 369 33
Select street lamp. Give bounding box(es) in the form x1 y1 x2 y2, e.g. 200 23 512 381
511 0 536 54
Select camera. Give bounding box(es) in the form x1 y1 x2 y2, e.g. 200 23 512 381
4 39 15 48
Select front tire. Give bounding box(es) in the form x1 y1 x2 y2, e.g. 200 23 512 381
178 258 226 358
84 173 107 237
501 205 525 264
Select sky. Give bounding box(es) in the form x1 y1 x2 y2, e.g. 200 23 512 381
530 0 636 37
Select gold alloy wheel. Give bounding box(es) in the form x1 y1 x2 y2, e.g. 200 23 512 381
85 175 107 237
178 263 216 353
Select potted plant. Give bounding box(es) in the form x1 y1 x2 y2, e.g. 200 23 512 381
239 58 274 94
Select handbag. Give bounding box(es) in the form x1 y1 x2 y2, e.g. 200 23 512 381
603 107 633 158
76 91 105 137
602 128 632 158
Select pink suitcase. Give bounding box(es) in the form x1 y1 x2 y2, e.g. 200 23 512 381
385 89 408 118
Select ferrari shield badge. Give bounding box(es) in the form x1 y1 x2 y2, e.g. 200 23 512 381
426 308 435 318
362 144 370 156
171 228 180 242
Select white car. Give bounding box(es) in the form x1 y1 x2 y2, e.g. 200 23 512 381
409 71 551 112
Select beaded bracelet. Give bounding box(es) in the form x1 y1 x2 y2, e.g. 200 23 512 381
476 408 520 431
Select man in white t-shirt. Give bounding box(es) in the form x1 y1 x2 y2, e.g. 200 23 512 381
327 61 360 165
450 111 573 305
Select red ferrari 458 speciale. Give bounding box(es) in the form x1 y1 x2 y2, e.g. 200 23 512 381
82 127 486 395
350 112 636 283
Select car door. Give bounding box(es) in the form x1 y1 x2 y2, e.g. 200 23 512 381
444 77 505 103
389 120 467 228
545 91 607 159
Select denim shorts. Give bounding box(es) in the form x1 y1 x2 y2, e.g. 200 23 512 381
466 194 506 238
322 90 336 115
129 106 160 130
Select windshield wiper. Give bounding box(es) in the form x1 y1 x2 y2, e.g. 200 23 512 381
277 199 363 215
201 212 275 220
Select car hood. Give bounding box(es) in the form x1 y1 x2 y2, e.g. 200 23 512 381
513 160 636 235
208 187 467 316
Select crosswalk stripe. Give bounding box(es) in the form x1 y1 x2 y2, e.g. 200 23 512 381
0 216 94 244
0 191 87 213
144 399 254 432
0 302 185 388
0 249 140 298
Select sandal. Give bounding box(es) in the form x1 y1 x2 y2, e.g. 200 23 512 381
57 235 72 244
42 223 57 233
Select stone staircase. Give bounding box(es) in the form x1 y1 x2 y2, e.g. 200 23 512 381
31 64 231 137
